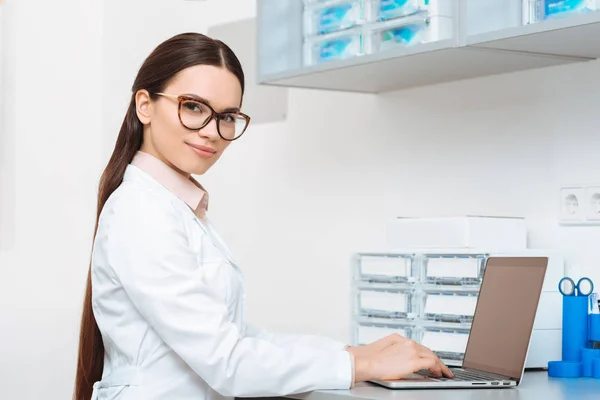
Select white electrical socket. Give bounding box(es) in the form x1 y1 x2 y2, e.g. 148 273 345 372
559 186 585 224
585 186 600 221
559 185 600 225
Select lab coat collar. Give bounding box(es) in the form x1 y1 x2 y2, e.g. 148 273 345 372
130 151 209 218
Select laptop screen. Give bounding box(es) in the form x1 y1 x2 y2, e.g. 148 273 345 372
462 257 548 380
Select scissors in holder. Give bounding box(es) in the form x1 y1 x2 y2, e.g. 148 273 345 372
559 277 594 297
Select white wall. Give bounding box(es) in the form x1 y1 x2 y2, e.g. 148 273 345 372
2 0 600 399
0 0 103 398
207 58 600 342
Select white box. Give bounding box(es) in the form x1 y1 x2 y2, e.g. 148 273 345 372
526 329 562 368
386 216 527 251
533 291 562 330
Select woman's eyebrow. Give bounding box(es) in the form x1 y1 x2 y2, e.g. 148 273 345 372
183 93 241 113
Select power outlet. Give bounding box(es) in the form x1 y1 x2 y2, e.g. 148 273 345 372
585 186 600 221
559 186 585 224
559 185 600 225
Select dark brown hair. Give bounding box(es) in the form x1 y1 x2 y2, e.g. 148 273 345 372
74 32 245 400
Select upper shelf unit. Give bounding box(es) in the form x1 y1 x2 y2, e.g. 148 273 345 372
256 0 600 93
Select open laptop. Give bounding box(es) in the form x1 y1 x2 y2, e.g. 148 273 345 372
370 256 548 389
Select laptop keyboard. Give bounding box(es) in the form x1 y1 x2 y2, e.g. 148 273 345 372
416 368 504 382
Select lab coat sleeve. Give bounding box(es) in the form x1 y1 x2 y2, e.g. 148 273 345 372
244 323 349 352
106 195 353 397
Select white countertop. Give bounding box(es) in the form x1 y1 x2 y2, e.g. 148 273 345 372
283 372 600 400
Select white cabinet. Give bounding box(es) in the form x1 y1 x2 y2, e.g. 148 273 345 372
256 0 600 93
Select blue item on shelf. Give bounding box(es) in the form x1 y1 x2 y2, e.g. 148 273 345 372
315 2 362 35
590 314 600 342
562 294 590 361
593 358 600 379
581 348 600 377
543 0 598 20
379 0 426 21
550 277 600 379
548 361 583 378
380 22 427 49
315 34 363 63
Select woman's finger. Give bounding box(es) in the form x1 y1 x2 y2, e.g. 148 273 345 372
417 349 442 376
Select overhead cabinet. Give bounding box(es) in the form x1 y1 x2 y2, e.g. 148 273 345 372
256 0 600 93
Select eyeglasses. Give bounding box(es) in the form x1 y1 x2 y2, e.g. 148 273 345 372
154 93 251 141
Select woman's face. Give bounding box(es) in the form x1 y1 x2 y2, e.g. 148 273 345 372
136 65 243 176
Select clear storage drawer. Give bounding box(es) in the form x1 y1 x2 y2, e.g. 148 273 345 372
355 253 418 283
354 320 414 345
304 0 366 37
415 326 470 361
370 0 429 21
526 0 599 24
366 15 452 52
303 29 365 65
419 290 478 323
421 254 486 285
355 286 416 319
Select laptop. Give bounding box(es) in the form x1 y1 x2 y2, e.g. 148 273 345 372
370 256 548 389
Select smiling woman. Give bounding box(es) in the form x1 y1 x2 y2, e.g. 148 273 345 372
74 33 251 400
74 32 450 400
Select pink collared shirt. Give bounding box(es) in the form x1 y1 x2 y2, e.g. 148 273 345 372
131 151 209 219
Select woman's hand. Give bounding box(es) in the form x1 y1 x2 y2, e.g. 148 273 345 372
346 333 404 358
349 335 453 383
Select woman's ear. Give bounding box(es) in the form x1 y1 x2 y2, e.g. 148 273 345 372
135 89 152 124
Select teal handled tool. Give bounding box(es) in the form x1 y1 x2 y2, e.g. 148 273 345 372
559 277 594 297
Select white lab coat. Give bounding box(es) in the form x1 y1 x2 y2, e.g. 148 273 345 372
90 164 353 400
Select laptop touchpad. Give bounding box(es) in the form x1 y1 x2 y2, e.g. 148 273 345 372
397 373 437 382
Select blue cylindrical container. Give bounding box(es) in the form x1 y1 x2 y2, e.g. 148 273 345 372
590 314 600 342
548 361 583 378
562 295 589 361
581 348 600 377
593 359 600 379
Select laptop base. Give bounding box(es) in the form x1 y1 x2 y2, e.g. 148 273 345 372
368 368 517 389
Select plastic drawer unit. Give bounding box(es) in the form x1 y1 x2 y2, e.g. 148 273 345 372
526 0 599 23
354 319 414 345
355 285 417 319
354 253 418 283
418 289 479 324
421 253 487 286
370 0 429 21
366 15 452 52
303 0 366 36
303 29 365 65
415 325 470 362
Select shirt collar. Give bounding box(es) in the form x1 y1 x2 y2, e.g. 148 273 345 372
131 151 209 218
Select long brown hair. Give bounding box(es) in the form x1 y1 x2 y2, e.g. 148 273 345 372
74 32 245 400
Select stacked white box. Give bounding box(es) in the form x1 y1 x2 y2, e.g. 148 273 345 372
386 216 527 251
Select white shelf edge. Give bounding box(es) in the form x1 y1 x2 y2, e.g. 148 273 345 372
462 45 590 62
258 39 456 85
466 11 600 48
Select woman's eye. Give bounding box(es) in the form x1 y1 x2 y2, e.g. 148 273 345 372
183 101 203 113
222 114 237 123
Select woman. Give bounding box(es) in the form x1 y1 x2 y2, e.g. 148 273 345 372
74 33 451 400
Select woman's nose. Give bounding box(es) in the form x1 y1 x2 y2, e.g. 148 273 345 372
198 117 219 139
